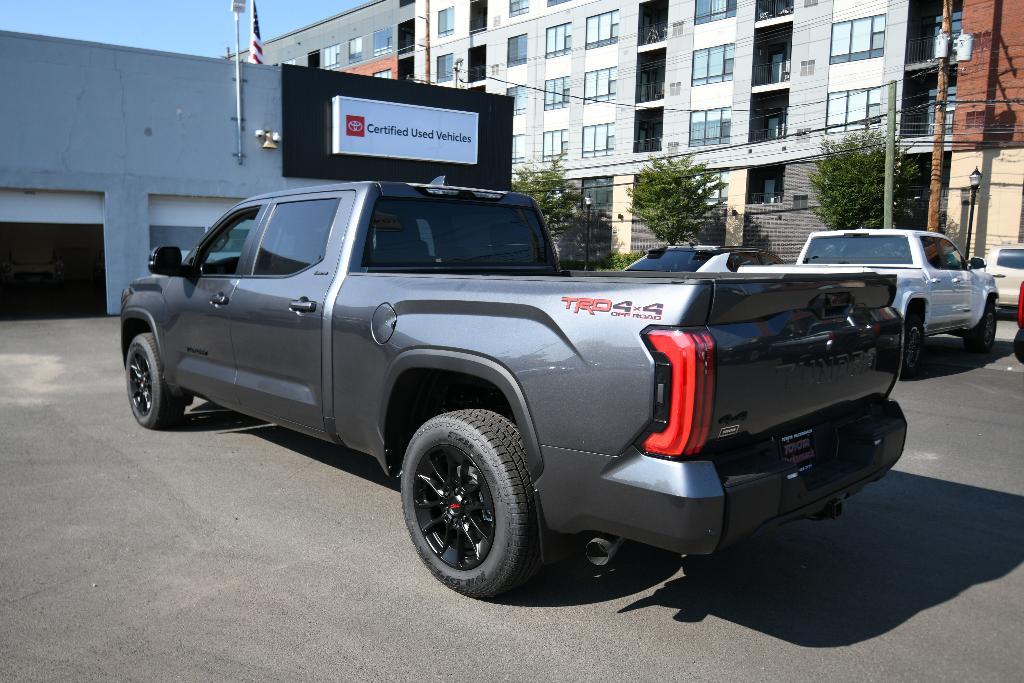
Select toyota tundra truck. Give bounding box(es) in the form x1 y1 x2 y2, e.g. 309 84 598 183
120 182 907 597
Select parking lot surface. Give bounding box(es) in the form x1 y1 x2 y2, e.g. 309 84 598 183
1 317 1022 681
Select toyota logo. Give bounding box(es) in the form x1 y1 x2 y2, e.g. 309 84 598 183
345 114 366 137
348 119 363 133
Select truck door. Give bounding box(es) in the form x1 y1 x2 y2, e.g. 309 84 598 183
228 192 352 431
161 207 263 405
938 237 974 326
918 235 959 330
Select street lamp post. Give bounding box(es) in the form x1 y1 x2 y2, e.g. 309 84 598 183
584 195 593 271
965 167 982 259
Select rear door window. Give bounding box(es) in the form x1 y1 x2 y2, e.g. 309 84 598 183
919 236 943 268
253 198 339 276
996 249 1024 269
365 199 549 268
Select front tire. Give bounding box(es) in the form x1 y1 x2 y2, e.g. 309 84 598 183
963 299 996 353
125 332 188 429
400 409 541 598
901 312 926 379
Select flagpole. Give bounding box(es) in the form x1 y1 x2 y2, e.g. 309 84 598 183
233 2 244 165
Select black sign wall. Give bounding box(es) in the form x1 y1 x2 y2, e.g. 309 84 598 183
281 66 513 190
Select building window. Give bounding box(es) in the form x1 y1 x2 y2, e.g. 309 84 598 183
544 77 570 110
373 69 393 78
373 27 394 56
438 7 455 37
543 129 569 160
322 44 341 68
793 194 809 209
695 0 737 25
586 11 619 49
512 135 526 163
507 85 527 115
510 0 529 17
708 171 729 204
584 67 616 102
507 34 528 66
437 53 454 82
582 123 615 157
826 87 883 130
582 177 613 212
348 37 363 62
830 15 885 64
692 44 735 86
546 23 572 58
690 108 732 146
548 0 570 5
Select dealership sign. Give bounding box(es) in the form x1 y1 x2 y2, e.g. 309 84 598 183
330 96 479 165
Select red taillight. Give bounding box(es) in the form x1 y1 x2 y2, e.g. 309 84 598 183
1018 283 1023 329
642 329 716 457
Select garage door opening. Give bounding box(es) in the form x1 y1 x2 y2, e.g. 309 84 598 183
0 222 107 318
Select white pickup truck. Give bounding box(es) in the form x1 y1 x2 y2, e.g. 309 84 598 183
740 229 999 377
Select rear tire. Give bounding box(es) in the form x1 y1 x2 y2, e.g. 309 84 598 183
963 299 996 353
901 312 926 379
125 333 189 429
400 409 541 598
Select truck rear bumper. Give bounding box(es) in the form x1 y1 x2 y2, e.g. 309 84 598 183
534 401 907 557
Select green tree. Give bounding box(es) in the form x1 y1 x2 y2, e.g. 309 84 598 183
511 157 582 239
627 155 724 245
810 129 920 229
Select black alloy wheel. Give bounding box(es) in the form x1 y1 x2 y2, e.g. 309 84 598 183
128 351 153 416
412 445 496 570
904 324 923 372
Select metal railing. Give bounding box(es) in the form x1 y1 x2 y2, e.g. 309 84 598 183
634 137 663 153
467 65 487 82
636 80 665 102
469 19 487 33
748 192 784 204
639 22 668 46
755 0 794 21
749 123 786 141
906 37 935 64
398 43 415 55
752 60 791 86
900 112 954 137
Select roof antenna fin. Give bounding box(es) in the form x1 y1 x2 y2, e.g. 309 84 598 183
430 175 446 186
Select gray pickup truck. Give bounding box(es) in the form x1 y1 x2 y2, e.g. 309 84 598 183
121 182 907 597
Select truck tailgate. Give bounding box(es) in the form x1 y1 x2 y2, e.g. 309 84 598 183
702 273 901 453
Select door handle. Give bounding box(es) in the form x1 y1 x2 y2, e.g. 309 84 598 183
289 297 317 313
210 292 229 306
951 277 962 285
928 277 941 284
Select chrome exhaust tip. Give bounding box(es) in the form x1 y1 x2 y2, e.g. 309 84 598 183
585 536 624 566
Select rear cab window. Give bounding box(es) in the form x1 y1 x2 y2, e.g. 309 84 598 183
996 249 1024 269
802 235 913 265
627 250 713 272
364 198 553 270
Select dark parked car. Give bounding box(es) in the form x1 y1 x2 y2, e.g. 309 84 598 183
121 182 906 597
626 245 783 272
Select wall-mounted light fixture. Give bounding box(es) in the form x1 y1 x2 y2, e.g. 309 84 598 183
254 129 281 150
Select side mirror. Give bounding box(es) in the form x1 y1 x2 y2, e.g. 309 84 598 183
968 257 986 270
149 246 183 276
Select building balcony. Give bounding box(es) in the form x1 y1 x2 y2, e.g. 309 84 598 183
636 81 665 103
467 65 487 82
752 60 790 87
634 137 663 153
907 37 934 65
748 192 784 204
749 123 786 142
755 0 794 22
900 112 954 138
469 19 487 33
639 22 668 46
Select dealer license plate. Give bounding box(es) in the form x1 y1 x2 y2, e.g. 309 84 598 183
781 429 816 472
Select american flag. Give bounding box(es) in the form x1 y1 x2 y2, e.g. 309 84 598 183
248 0 263 64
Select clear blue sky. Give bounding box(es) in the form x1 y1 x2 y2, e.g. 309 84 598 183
1 0 363 58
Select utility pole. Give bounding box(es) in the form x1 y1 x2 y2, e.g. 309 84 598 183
927 0 953 231
423 0 431 82
884 80 897 228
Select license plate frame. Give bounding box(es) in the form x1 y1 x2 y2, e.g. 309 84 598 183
780 428 816 472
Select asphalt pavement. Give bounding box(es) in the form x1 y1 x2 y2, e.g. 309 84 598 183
1 317 1021 681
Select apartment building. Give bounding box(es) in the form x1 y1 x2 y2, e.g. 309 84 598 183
258 0 1022 259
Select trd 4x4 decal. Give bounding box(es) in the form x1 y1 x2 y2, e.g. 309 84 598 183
560 297 664 321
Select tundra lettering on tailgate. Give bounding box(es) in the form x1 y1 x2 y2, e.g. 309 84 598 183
561 297 664 321
776 348 877 388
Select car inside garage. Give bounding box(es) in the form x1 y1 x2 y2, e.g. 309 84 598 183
0 190 106 318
